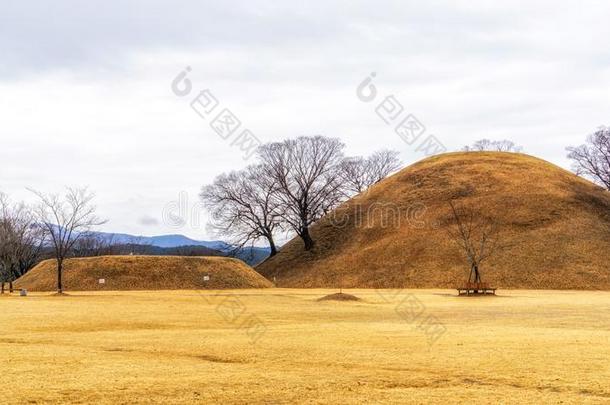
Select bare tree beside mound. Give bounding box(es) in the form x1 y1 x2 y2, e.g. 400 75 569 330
30 187 105 294
201 164 283 257
446 200 502 289
258 136 345 251
567 127 610 190
340 149 402 195
0 194 46 293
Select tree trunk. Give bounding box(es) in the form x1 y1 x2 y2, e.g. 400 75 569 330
57 260 63 294
300 227 315 251
1 282 4 294
468 263 482 284
9 281 13 293
267 236 278 257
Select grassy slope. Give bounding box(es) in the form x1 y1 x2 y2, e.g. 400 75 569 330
15 255 273 291
1 289 609 403
258 152 610 289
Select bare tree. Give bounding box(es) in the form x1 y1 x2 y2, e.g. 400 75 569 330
0 193 13 293
259 136 345 251
0 194 46 293
340 149 402 195
567 127 610 190
446 200 501 287
30 187 105 293
200 164 283 257
368 149 402 182
339 157 370 195
463 139 493 152
463 139 523 153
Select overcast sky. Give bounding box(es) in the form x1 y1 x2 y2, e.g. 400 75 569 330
1 1 609 240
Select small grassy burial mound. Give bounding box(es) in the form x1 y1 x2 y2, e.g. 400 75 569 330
258 152 610 289
15 255 273 291
317 292 362 302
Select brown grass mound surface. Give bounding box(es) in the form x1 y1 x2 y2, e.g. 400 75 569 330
317 293 362 302
15 256 273 291
258 152 610 289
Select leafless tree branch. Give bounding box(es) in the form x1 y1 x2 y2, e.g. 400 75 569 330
29 187 106 293
567 127 610 190
258 136 345 250
463 139 523 153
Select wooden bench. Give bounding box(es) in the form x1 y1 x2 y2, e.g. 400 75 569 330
457 282 497 296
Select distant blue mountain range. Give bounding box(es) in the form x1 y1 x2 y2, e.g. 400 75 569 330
89 231 271 266
91 231 230 250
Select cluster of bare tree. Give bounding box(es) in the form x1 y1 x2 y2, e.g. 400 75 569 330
201 136 401 255
72 233 118 257
340 149 402 195
567 127 610 190
462 139 523 153
0 194 46 293
0 188 105 294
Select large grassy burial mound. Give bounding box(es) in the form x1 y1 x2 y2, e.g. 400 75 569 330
258 152 610 289
15 255 273 291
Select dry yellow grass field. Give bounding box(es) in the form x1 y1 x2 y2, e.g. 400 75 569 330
1 289 609 404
